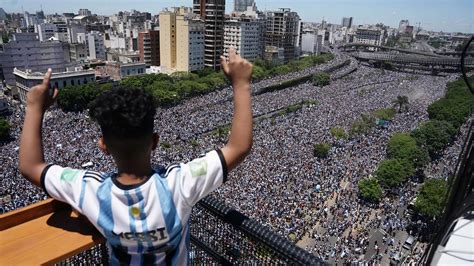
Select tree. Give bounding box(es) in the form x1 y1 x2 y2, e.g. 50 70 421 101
427 78 474 129
350 114 375 136
375 159 414 188
313 143 331 158
194 67 215 77
330 127 347 140
0 118 10 140
358 178 383 202
213 125 230 138
312 72 330 86
252 65 267 80
393 95 409 113
58 83 111 112
373 108 396 121
146 80 180 106
411 120 457 159
415 179 447 218
387 133 429 169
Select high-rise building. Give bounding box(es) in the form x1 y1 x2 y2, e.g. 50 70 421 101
301 31 322 55
342 17 353 28
0 33 67 87
193 0 225 70
0 8 8 21
354 27 383 46
68 43 87 62
224 15 264 62
234 0 255 12
67 24 86 44
138 30 160 67
85 31 106 60
36 23 57 42
399 20 409 33
78 9 92 16
264 8 300 63
160 7 205 73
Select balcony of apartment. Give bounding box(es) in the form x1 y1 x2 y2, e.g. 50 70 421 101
0 196 323 265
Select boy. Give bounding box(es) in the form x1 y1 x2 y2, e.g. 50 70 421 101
19 48 253 265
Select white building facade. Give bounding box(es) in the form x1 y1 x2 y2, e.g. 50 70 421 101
224 16 264 62
301 31 322 55
0 33 66 87
86 31 106 60
14 68 95 103
354 28 384 46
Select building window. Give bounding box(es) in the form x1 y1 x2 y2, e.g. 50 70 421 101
71 80 75 86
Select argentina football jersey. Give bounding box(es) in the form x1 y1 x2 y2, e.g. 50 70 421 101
40 149 227 265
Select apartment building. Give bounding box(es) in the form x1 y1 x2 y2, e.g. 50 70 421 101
160 7 205 73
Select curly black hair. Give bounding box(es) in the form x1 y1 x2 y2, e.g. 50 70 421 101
89 87 156 139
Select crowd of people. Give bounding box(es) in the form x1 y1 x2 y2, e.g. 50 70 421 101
0 54 469 264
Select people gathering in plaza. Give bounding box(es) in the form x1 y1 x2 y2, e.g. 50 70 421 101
0 54 469 264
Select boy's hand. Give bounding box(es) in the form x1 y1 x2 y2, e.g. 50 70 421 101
26 69 58 112
221 48 253 88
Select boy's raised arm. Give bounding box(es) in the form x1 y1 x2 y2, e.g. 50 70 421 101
19 69 58 187
220 48 253 172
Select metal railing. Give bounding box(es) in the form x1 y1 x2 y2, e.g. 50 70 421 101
58 196 324 265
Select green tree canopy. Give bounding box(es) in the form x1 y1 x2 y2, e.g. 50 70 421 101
393 95 409 113
415 179 447 218
427 77 474 129
358 178 383 202
387 133 429 169
411 120 457 159
57 53 335 112
312 72 330 87
330 127 347 140
375 159 414 188
58 83 112 112
0 118 10 140
350 114 375 136
373 108 396 121
252 65 267 80
313 143 331 158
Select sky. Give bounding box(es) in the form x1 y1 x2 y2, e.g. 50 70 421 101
0 0 472 33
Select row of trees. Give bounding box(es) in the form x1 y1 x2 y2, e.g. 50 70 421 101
252 53 334 80
58 71 227 111
413 76 474 219
0 118 10 141
349 107 397 137
312 72 330 87
57 54 335 112
358 76 473 220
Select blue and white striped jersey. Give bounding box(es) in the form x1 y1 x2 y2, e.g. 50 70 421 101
41 149 227 265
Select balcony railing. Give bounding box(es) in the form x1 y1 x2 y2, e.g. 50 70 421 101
0 196 324 265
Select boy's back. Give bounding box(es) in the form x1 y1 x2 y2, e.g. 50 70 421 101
42 149 226 264
19 48 253 264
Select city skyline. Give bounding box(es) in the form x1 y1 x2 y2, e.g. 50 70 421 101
0 0 472 33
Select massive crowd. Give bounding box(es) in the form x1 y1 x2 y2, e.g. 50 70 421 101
0 54 469 264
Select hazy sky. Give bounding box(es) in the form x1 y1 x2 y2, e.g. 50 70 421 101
0 0 472 33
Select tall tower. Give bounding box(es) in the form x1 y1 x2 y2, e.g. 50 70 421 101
234 0 255 12
193 0 225 70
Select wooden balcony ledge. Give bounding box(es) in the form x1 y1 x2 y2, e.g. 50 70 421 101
0 199 104 265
